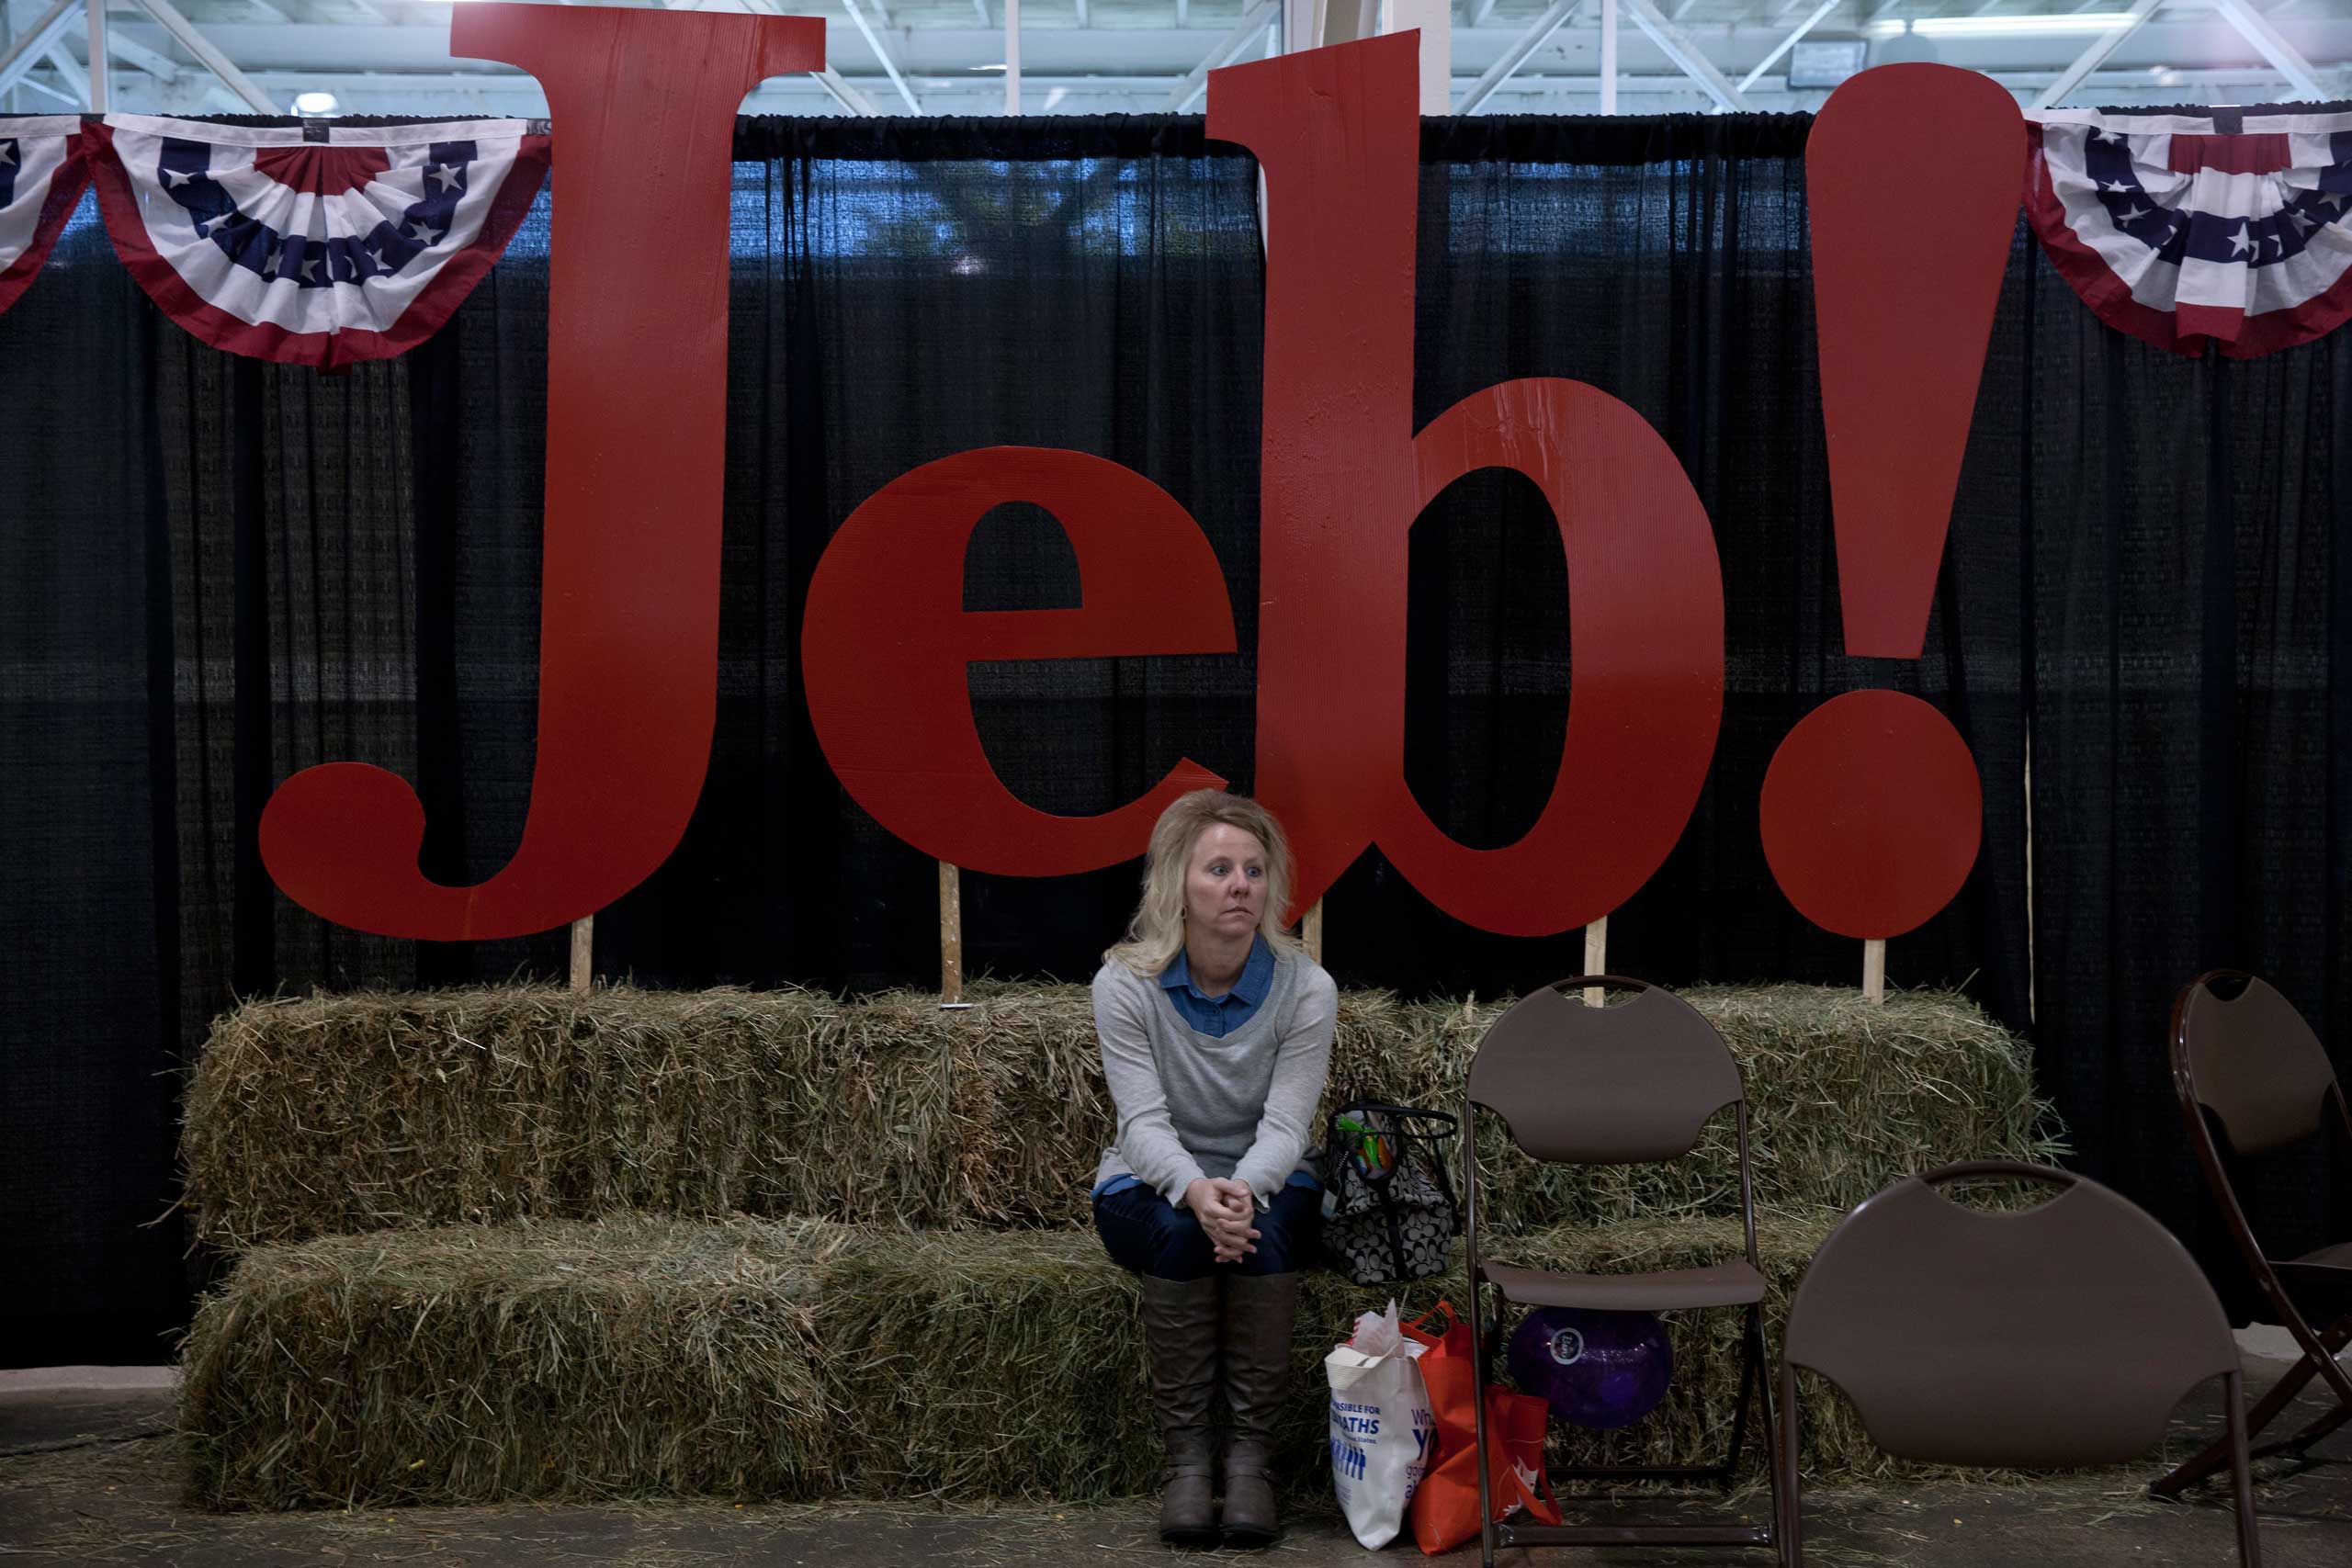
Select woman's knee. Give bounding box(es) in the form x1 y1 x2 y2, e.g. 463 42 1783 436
1146 1206 1217 1280
1097 1190 1217 1280
1238 1187 1321 1275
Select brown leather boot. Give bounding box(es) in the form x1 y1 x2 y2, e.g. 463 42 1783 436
1217 1270 1301 1548
1138 1274 1221 1547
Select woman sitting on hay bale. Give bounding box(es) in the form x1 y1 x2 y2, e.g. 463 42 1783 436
1091 789 1337 1550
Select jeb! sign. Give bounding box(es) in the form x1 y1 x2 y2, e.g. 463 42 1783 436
259 6 2011 946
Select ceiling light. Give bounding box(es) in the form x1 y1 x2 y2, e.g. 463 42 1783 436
1862 14 2141 39
293 91 339 117
1872 22 1941 67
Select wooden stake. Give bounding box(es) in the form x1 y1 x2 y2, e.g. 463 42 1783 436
940 860 965 1005
568 915 594 996
1863 939 1885 1004
1303 897 1324 966
1583 916 1608 1007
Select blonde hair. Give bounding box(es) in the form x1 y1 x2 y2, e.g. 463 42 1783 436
1104 789 1305 976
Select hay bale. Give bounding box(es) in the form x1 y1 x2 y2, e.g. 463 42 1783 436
179 1216 841 1509
808 1226 1455 1501
185 1211 1890 1509
184 982 2061 1250
181 986 1041 1249
809 1227 1158 1500
812 1212 1871 1500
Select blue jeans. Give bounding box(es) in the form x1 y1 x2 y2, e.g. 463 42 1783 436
1093 1180 1322 1281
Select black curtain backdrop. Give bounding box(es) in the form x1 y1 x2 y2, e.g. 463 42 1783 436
0 113 2342 1365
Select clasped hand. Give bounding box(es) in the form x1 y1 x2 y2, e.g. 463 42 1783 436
1183 1177 1260 1264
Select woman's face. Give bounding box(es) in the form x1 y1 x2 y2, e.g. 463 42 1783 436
1183 823 1268 942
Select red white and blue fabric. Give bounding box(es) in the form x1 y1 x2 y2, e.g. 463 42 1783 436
2028 109 2352 359
0 118 90 319
88 115 548 369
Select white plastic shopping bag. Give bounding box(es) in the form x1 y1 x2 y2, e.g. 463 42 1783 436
1325 1300 1436 1549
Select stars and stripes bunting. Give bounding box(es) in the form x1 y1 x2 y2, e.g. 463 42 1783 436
2028 108 2352 359
86 115 549 370
0 118 91 320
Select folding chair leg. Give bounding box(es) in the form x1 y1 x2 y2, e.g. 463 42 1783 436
2267 1393 2352 1459
2225 1370 2264 1568
1777 1360 1803 1568
2154 1312 2352 1499
1752 1314 1785 1557
2292 1311 2352 1415
1722 1303 1762 1482
2155 1366 2308 1498
1470 1275 1497 1568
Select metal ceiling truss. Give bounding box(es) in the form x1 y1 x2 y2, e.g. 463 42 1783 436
1739 0 1837 94
2211 0 2326 101
0 1 2342 118
841 0 923 111
3 0 272 111
1164 0 1277 111
0 0 84 102
130 0 275 110
2032 0 2164 109
1458 0 1580 113
1621 0 1753 109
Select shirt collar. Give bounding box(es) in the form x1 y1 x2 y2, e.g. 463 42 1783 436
1161 932 1274 1005
1231 933 1275 1005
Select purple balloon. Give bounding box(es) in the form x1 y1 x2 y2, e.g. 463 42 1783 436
1506 1307 1674 1430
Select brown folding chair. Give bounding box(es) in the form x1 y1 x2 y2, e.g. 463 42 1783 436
1780 1161 2260 1568
2154 971 2352 1501
1462 976 1787 1563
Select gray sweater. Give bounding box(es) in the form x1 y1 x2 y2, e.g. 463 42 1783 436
1091 950 1339 1208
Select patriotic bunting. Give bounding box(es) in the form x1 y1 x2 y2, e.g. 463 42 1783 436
87 115 549 370
15 106 2352 367
0 118 91 319
2028 108 2352 359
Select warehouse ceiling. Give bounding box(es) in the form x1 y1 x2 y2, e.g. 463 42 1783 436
1 0 2345 120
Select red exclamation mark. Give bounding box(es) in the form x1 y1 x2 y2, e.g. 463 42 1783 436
1759 65 2024 942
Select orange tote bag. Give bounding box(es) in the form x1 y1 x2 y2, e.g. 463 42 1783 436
1404 1303 1561 1554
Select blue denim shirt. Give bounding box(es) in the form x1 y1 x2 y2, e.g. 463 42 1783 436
1159 933 1275 1037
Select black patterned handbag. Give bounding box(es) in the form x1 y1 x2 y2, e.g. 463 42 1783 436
1315 1101 1464 1286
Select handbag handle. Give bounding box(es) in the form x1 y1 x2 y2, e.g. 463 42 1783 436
1329 1102 1464 1219
1330 1102 1457 1181
1392 1297 1448 1335
1336 1101 1459 1139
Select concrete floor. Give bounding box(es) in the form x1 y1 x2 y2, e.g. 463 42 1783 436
3 1359 2346 1567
